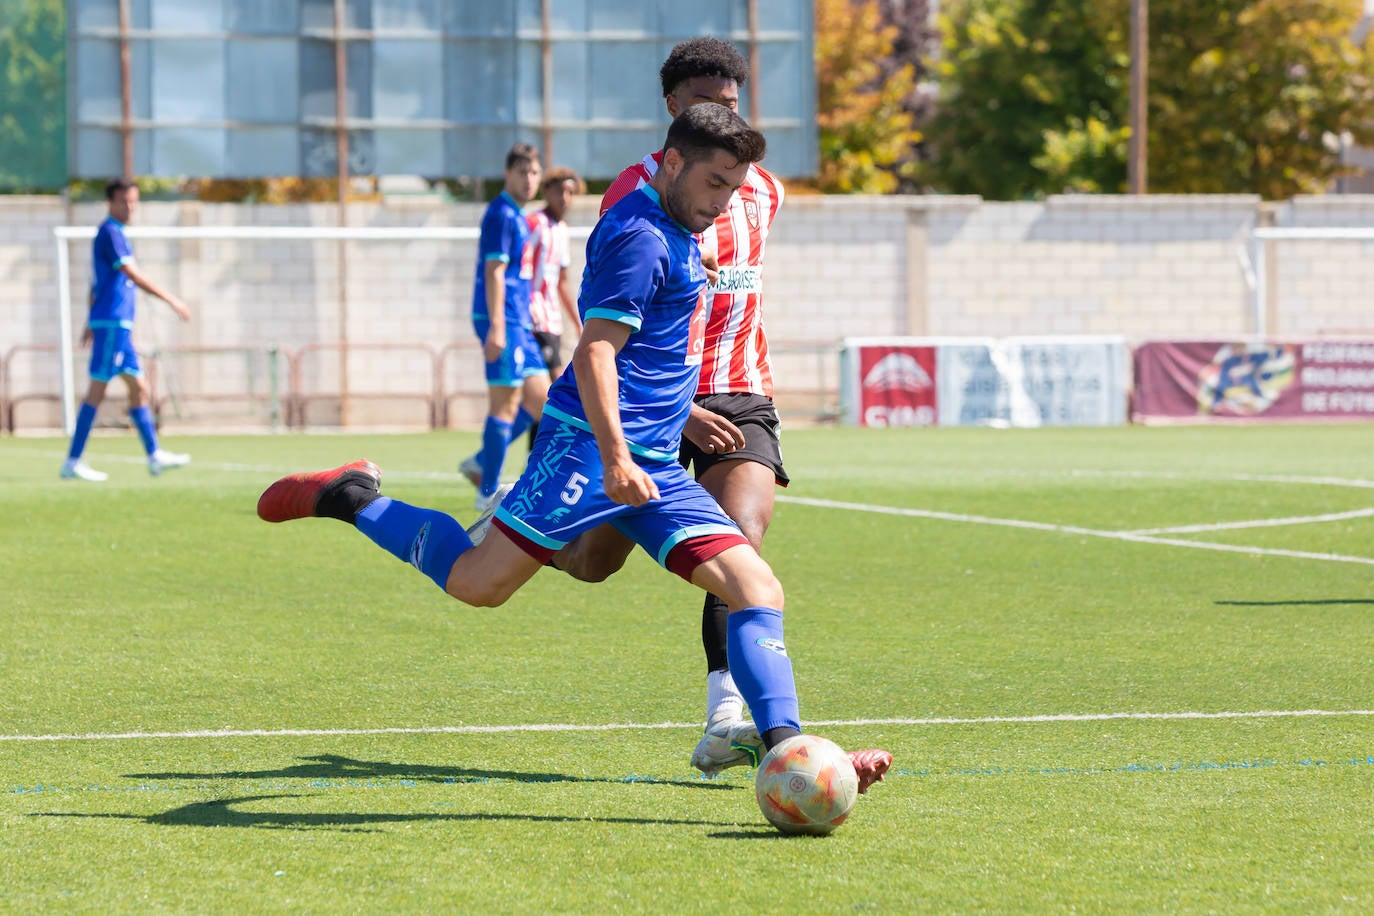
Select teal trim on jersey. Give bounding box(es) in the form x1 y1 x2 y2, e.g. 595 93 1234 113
484 252 511 262
583 308 642 330
636 185 689 232
88 319 134 329
654 523 744 567
113 255 133 268
540 407 678 462
492 507 566 549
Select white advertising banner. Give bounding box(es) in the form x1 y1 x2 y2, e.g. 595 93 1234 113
842 336 1128 428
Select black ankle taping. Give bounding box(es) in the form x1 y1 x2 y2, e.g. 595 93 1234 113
315 473 382 524
762 726 802 751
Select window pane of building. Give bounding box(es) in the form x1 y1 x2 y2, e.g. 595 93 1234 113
150 0 225 33
588 41 663 122
153 127 227 175
74 39 121 121
444 40 515 123
444 0 516 37
227 127 300 175
228 0 301 34
376 129 444 175
373 40 442 120
151 40 226 121
661 0 732 37
373 0 441 32
228 40 299 123
588 0 653 33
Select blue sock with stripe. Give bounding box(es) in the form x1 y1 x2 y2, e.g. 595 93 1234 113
129 405 159 455
726 606 801 735
479 416 512 497
355 497 472 591
508 406 535 442
68 402 98 460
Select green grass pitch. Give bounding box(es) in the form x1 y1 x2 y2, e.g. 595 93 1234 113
3 424 1372 911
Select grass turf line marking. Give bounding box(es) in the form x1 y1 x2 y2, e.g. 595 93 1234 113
777 495 1374 566
1124 506 1374 536
4 709 1373 744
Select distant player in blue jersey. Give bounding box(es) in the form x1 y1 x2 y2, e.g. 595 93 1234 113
257 104 892 794
61 178 192 482
460 143 550 512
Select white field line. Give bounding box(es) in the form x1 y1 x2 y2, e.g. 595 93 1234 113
4 708 1373 744
1126 507 1374 536
777 495 1374 566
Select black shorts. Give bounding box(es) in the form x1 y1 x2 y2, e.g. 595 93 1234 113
533 330 563 372
678 392 789 486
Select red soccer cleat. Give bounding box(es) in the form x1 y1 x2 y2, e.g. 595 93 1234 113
849 749 893 794
257 459 380 523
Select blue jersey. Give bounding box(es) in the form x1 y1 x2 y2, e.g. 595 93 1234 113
471 191 534 328
542 186 709 461
90 217 137 328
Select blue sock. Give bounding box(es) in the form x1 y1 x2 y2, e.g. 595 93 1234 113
68 402 98 461
355 497 473 591
469 408 532 471
726 606 801 734
129 405 158 455
479 416 512 497
508 406 535 442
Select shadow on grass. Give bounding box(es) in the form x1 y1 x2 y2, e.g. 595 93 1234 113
1214 599 1374 606
124 753 736 790
33 794 734 832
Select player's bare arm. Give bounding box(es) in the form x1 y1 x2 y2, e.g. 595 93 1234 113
120 262 190 321
572 318 659 506
483 259 508 362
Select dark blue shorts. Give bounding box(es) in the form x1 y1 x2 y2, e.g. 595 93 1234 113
473 318 549 386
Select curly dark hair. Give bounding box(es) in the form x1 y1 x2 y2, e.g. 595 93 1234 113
658 37 749 97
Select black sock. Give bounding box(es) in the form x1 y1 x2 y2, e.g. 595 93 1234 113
701 592 730 673
314 472 382 524
762 726 802 751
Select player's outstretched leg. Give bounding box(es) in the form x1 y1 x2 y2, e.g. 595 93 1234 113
257 459 381 523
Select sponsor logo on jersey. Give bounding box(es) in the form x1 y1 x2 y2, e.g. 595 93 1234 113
862 353 934 393
712 265 763 295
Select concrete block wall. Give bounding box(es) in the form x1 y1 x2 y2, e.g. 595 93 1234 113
3 192 1372 432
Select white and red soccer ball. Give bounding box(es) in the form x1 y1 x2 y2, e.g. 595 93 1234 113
754 735 859 836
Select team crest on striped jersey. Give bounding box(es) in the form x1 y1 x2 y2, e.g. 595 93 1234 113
744 199 760 229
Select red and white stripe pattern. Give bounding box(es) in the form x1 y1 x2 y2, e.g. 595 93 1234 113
526 209 571 335
601 152 784 397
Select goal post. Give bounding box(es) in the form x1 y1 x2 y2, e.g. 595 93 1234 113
51 223 591 435
1249 226 1374 339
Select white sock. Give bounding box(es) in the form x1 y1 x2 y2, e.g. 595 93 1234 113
705 669 745 730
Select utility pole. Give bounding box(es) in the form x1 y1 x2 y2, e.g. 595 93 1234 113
1128 0 1148 194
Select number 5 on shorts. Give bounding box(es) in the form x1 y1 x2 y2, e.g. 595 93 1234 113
561 472 590 505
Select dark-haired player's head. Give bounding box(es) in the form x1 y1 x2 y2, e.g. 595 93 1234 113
659 37 749 118
655 103 765 233
503 142 542 205
541 166 583 222
105 177 139 222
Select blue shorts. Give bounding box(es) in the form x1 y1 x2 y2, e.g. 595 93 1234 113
473 318 549 386
88 325 141 382
493 420 746 574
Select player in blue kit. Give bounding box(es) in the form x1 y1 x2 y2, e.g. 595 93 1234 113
464 143 550 511
61 178 192 482
257 104 891 793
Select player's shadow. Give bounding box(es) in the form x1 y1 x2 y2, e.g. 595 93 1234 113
33 795 730 832
124 753 735 790
1214 598 1374 606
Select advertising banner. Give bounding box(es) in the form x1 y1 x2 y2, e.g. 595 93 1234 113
1132 340 1374 422
841 337 1128 428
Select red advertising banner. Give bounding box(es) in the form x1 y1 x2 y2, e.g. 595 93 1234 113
1133 340 1374 422
853 345 938 427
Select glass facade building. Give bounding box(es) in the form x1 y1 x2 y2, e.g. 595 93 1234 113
68 0 816 179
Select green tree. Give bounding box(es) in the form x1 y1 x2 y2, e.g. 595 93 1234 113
922 0 1374 199
0 0 66 192
815 0 923 193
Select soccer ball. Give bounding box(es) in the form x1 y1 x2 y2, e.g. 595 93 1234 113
755 734 859 836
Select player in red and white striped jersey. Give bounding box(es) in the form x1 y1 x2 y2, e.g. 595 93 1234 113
526 167 585 382
554 38 794 778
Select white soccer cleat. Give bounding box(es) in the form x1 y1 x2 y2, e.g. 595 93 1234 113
691 720 764 776
466 483 513 546
149 449 191 476
459 454 482 488
60 459 108 482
